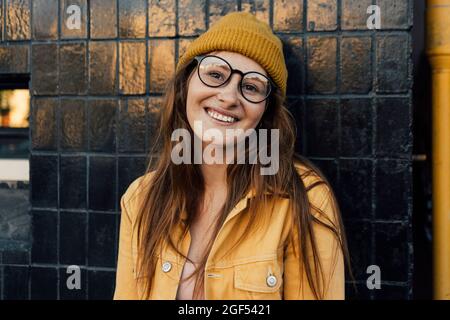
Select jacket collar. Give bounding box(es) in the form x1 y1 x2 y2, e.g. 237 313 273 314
180 188 272 223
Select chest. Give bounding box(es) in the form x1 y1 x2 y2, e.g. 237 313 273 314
176 192 229 299
144 197 292 300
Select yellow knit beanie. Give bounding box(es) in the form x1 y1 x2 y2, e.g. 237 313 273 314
176 11 288 98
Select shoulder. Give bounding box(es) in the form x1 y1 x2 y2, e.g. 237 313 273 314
293 160 337 222
120 170 157 220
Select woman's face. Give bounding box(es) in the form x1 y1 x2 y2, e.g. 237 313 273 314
186 51 268 146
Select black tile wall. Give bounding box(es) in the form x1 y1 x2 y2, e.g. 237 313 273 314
307 36 337 93
341 0 373 30
30 266 58 300
90 0 118 39
0 0 414 300
59 211 87 264
5 0 31 40
60 0 88 39
32 0 58 40
59 42 87 94
87 212 117 268
59 157 87 209
89 41 118 95
0 44 29 73
3 266 29 300
87 269 116 300
60 99 87 151
31 210 57 264
30 156 58 208
31 98 58 151
59 267 87 300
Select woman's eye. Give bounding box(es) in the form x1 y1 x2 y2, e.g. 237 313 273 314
208 72 223 79
244 84 258 92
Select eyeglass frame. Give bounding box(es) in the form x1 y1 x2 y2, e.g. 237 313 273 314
192 54 276 104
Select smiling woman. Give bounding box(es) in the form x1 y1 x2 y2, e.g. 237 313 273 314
113 11 354 300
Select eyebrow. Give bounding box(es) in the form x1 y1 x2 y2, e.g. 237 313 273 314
216 63 268 79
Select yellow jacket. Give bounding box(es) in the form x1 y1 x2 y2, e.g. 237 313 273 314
113 164 345 300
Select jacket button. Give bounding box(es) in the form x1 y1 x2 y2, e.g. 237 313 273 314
266 275 277 287
162 261 172 273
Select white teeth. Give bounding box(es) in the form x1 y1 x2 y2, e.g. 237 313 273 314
207 109 236 123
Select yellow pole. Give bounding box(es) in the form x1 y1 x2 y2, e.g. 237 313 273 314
427 0 450 300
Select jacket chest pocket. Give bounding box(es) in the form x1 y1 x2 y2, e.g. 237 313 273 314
233 257 283 299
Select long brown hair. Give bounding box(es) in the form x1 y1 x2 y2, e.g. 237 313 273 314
132 57 355 300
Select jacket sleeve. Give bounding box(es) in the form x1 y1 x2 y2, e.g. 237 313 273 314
113 192 140 300
283 182 345 300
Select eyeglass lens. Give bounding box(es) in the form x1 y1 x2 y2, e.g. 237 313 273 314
197 56 270 103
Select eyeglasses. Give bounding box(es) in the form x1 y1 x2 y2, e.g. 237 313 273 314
192 55 275 104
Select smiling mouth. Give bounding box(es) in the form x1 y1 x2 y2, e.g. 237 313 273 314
204 108 239 124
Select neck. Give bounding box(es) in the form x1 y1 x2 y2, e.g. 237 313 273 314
200 162 228 190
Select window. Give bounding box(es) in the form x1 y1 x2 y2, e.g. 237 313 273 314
0 74 30 181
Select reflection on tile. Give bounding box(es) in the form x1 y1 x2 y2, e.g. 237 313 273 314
178 38 194 62
60 0 87 39
241 0 270 25
209 0 237 27
6 0 31 40
306 36 337 94
284 36 304 96
119 0 146 38
31 98 57 151
32 0 58 39
178 0 206 36
88 99 117 152
31 44 58 95
149 39 175 93
118 98 146 153
90 0 117 39
0 44 29 73
148 0 176 37
341 0 372 30
147 97 162 154
0 1 3 40
89 41 118 95
307 0 337 31
60 99 87 151
119 41 146 95
376 35 410 93
59 42 87 94
340 37 372 93
273 0 303 32
377 0 411 29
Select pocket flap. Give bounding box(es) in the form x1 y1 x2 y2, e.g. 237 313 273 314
234 259 283 293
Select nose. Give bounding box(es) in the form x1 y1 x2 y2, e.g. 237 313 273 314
216 73 242 105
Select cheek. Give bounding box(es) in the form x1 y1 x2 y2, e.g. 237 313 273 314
243 104 266 127
186 77 204 121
